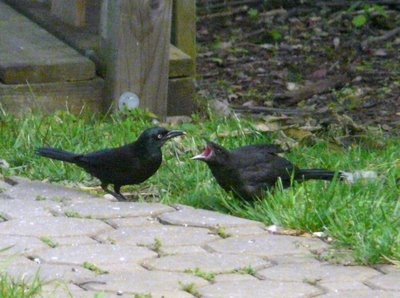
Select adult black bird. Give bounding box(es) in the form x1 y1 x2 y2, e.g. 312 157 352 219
192 141 341 201
37 127 184 201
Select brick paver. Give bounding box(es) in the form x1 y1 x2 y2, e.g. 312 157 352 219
0 178 398 297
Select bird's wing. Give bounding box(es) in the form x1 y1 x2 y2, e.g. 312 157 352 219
234 144 284 156
77 145 140 174
232 148 296 187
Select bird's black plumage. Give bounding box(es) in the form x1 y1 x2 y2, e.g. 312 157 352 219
192 142 340 201
37 127 184 201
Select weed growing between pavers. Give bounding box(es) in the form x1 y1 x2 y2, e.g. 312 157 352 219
82 262 108 275
133 293 152 298
106 237 117 245
39 236 58 248
211 226 232 239
233 265 257 276
0 272 42 298
94 292 110 298
35 195 46 201
64 211 82 218
0 110 399 264
64 211 93 219
184 268 216 282
180 282 201 297
150 238 163 255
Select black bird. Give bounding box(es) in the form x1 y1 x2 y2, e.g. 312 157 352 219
192 141 341 201
37 127 185 201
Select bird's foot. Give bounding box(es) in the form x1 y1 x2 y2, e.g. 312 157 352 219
115 193 128 201
101 184 128 202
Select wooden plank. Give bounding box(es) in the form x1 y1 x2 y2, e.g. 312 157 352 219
0 77 105 115
167 77 195 115
102 0 173 118
4 0 99 52
173 0 196 61
0 1 95 84
51 0 86 27
169 45 194 78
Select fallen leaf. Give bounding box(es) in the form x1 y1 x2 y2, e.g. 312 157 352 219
313 231 328 239
165 116 192 126
242 100 256 107
266 224 304 236
254 122 281 132
284 127 313 140
211 129 252 139
275 131 299 150
260 43 274 50
373 49 388 57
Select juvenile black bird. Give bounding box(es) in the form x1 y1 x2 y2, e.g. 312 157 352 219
192 142 341 201
37 127 184 201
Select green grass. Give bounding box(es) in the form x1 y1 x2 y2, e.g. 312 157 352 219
0 273 42 298
0 109 399 265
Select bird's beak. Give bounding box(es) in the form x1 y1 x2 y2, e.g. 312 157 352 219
163 130 185 140
192 145 212 161
191 153 205 160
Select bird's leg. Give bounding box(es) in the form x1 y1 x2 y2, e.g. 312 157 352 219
101 183 127 201
114 185 128 201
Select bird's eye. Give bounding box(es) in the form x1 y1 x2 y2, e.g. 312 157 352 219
157 134 163 140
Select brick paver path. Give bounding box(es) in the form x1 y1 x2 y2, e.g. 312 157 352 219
0 177 398 297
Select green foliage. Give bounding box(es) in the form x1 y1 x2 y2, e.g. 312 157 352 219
0 273 42 298
352 15 367 28
210 57 224 66
351 4 388 28
247 8 259 21
270 29 282 41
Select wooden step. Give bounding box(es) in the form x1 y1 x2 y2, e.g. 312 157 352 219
0 77 105 114
4 0 195 78
0 1 95 84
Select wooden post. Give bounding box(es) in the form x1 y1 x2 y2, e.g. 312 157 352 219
51 0 86 27
173 0 196 61
102 0 173 118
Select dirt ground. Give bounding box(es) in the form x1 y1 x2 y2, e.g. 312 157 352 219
195 2 400 137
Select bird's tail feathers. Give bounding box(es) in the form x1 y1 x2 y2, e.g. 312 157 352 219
37 147 79 163
297 169 342 181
